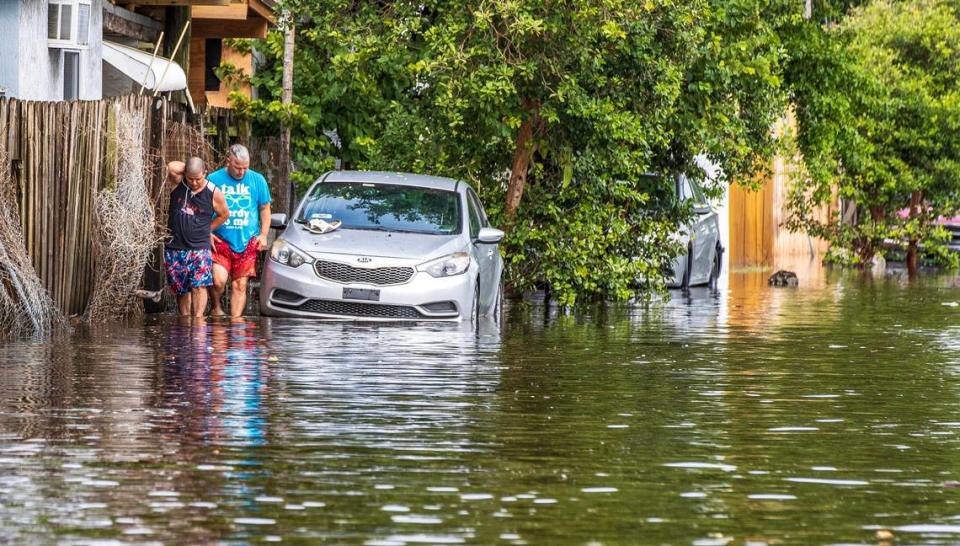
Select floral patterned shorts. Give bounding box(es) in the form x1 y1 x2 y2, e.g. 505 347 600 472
164 248 214 296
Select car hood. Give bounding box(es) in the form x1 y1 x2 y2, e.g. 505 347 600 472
283 226 465 262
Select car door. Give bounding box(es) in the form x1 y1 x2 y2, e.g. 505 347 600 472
467 189 498 311
681 175 718 285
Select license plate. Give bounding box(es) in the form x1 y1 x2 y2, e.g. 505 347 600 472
342 287 380 301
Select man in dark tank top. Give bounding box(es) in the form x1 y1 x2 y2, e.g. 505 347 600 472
164 157 230 317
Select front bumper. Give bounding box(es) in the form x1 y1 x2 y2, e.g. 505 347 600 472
260 257 476 321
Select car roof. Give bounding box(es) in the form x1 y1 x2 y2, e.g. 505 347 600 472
319 170 464 192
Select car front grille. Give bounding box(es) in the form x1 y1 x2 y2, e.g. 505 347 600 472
314 260 415 285
277 298 423 319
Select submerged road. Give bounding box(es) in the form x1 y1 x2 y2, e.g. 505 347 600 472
2 269 960 544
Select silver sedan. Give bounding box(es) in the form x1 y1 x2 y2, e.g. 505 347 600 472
260 171 505 322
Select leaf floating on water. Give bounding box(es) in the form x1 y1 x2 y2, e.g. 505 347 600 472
876 529 895 540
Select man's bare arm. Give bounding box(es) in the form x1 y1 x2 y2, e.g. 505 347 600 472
167 161 185 185
257 203 272 250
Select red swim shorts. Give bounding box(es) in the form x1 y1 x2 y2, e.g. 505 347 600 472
213 236 260 279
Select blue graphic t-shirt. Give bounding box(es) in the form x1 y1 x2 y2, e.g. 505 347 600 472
208 167 272 253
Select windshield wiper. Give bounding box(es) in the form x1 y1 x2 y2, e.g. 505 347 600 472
350 225 426 234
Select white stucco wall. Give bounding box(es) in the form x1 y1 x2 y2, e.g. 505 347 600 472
0 3 21 97
11 0 102 101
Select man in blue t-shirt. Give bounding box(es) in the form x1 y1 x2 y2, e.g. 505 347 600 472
208 144 272 317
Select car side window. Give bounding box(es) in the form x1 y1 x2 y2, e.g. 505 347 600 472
689 177 708 206
680 174 707 207
467 194 481 239
467 189 489 228
679 175 693 202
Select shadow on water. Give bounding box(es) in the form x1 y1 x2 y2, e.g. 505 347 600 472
0 269 960 543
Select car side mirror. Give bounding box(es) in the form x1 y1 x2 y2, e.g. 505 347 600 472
476 227 504 244
270 213 288 229
693 204 712 215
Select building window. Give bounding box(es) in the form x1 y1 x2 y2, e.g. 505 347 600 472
205 38 223 92
63 51 79 100
48 0 91 48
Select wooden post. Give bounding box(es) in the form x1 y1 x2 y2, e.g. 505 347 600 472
279 11 295 216
154 21 190 97
139 31 165 95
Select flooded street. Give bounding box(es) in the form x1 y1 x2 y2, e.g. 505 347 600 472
2 270 960 545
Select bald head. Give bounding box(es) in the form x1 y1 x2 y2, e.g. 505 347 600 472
183 157 206 192
185 157 205 176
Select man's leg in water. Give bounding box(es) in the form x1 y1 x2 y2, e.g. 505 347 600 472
210 264 229 316
230 276 249 317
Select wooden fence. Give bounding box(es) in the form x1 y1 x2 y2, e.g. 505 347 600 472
0 95 278 316
728 113 836 269
0 97 137 315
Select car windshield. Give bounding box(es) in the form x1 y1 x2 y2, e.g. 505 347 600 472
297 182 461 235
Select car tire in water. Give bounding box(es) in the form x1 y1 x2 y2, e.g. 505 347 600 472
709 244 723 288
493 278 503 326
681 242 693 290
472 280 481 325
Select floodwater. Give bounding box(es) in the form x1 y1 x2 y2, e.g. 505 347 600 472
2 268 960 545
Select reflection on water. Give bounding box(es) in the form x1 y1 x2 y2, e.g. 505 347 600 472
1 271 960 544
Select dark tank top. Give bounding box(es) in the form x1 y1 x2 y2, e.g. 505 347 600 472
166 182 216 250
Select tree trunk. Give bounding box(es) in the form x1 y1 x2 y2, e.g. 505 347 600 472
906 241 918 278
906 190 923 279
856 204 886 267
280 13 295 217
504 103 541 221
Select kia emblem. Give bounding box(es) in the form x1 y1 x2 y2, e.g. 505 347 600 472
357 257 372 263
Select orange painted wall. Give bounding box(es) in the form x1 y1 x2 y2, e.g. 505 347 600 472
188 38 253 108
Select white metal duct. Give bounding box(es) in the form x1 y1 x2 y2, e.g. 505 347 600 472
101 41 186 92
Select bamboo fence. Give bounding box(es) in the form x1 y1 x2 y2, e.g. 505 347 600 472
0 95 267 317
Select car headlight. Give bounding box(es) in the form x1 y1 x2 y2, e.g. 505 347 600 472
270 239 314 268
417 252 471 278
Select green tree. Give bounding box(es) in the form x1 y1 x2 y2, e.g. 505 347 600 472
787 0 960 273
245 0 799 304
